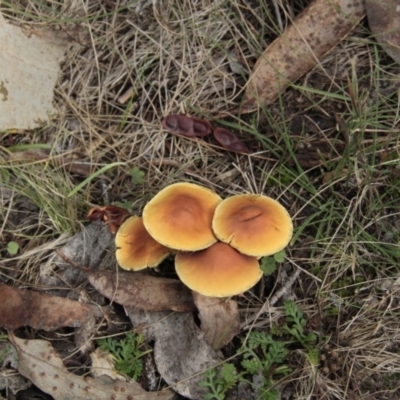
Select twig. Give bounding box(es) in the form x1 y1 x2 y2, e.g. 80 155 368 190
117 86 135 104
55 249 89 272
242 268 301 329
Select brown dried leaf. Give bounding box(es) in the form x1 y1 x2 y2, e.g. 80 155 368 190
10 334 175 400
242 0 366 112
0 284 95 331
192 292 240 350
126 309 221 400
162 114 213 137
213 127 249 154
366 0 400 64
87 205 130 234
84 269 195 312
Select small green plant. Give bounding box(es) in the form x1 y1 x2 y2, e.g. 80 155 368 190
129 166 145 185
260 250 286 276
97 332 150 381
282 300 317 350
199 363 238 400
200 301 318 400
6 241 19 255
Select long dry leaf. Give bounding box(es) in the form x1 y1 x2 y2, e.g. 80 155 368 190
8 149 92 177
241 0 366 112
366 0 400 64
126 309 221 400
10 334 174 400
0 284 95 331
192 292 240 350
84 269 195 312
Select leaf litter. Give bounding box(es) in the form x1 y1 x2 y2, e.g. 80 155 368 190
36 218 228 399
125 309 221 400
10 334 175 400
193 292 240 351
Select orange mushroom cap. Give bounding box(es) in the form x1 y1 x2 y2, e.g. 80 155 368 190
143 182 222 251
212 194 293 257
115 215 171 271
175 242 262 297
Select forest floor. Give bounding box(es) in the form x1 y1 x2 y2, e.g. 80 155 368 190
1 1 400 399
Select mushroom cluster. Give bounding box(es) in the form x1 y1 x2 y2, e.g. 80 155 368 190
115 182 293 297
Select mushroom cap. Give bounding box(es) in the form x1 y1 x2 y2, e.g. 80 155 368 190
115 215 171 271
143 182 222 251
175 242 262 297
212 194 293 257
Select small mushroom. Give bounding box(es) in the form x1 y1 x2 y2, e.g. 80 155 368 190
212 194 293 257
115 215 171 271
143 182 222 251
175 242 262 297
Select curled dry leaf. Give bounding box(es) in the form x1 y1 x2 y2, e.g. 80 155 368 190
45 222 114 290
192 292 240 350
10 334 175 400
241 0 366 112
126 309 221 400
81 268 195 312
87 205 130 234
162 114 213 137
366 0 400 64
213 127 249 154
0 283 95 331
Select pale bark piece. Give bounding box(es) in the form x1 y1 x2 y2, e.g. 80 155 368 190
241 0 366 113
192 292 240 350
10 334 175 400
366 0 400 64
0 13 70 130
126 309 221 400
0 284 95 331
85 269 195 312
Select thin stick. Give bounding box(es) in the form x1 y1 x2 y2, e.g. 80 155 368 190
242 268 301 329
55 249 88 272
